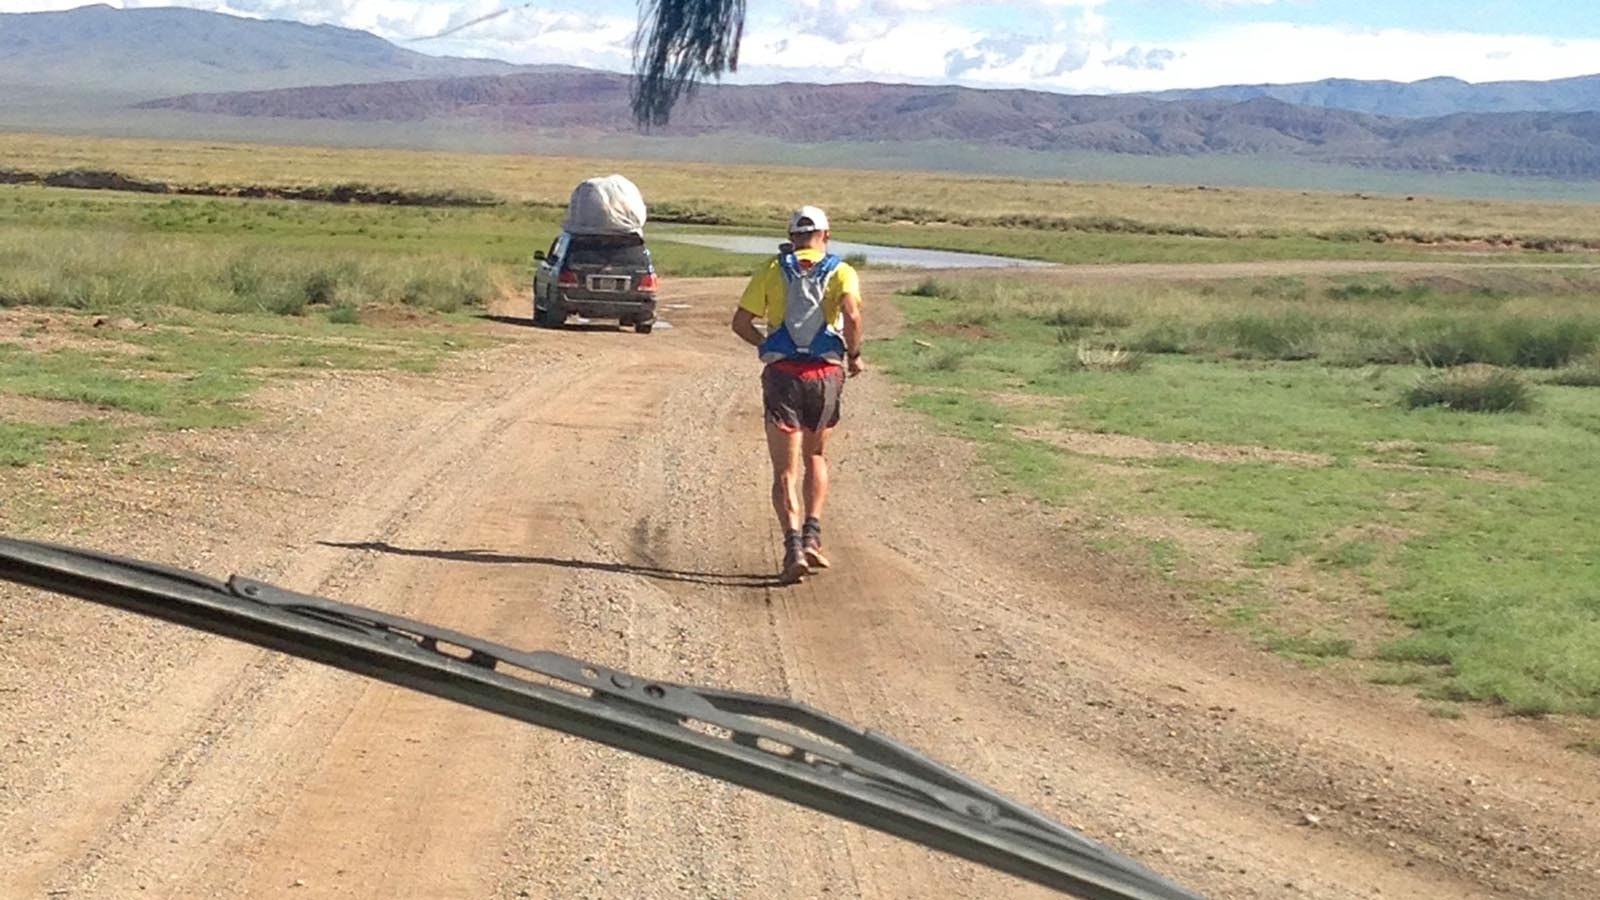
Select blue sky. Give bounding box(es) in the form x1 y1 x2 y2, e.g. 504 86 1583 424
1109 1 1600 43
6 0 1600 93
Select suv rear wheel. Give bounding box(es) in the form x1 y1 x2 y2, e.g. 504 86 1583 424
534 293 565 328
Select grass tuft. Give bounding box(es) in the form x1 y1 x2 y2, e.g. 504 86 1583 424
926 346 972 372
1546 351 1600 387
1063 343 1146 373
1403 365 1534 413
1201 313 1320 360
1267 634 1356 659
904 277 959 299
327 304 361 325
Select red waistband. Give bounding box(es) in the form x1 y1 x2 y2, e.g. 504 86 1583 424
768 358 841 379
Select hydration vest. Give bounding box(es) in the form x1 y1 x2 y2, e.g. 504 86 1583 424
758 248 847 364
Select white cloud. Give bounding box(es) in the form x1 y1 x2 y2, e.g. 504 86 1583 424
726 18 1600 94
1081 23 1600 92
733 0 1110 85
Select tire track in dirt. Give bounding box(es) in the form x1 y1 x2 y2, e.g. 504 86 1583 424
163 353 650 900
2 341 600 897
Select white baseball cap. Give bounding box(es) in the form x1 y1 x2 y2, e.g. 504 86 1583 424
788 205 830 234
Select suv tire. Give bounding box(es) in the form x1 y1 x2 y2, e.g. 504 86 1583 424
534 294 565 328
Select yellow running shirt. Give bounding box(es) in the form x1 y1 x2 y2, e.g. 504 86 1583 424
737 247 861 333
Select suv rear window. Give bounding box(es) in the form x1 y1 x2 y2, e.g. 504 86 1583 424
565 233 649 269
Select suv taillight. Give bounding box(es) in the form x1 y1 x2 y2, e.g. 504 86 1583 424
639 272 659 293
557 269 579 288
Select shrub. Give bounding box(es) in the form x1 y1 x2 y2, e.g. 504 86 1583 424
1125 321 1190 354
1501 318 1598 368
1546 351 1600 387
1324 280 1433 303
1548 367 1600 387
1202 313 1320 359
1405 317 1597 369
1403 365 1534 413
926 346 971 371
302 269 339 306
326 304 361 325
903 277 959 298
398 262 494 313
1404 319 1499 367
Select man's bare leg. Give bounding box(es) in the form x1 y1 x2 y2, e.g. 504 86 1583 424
801 427 832 569
766 421 808 581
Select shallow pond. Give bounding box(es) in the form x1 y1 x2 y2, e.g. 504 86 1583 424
652 232 1057 269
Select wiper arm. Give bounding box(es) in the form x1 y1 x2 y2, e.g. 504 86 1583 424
0 536 1202 900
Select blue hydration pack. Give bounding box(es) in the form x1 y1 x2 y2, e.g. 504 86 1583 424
758 247 847 364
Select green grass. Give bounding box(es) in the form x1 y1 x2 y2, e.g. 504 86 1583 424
654 220 1487 266
7 132 1593 276
0 186 760 293
0 311 481 465
893 272 1600 368
0 419 122 467
881 269 1600 717
0 184 755 474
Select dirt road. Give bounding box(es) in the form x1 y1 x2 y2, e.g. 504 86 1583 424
2 274 1597 899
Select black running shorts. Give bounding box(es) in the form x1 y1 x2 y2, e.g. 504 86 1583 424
761 361 844 433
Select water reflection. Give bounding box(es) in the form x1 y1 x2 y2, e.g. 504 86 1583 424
652 232 1057 270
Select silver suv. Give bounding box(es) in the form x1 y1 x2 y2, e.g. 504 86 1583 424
533 231 659 333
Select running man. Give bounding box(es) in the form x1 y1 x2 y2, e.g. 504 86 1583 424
731 206 865 584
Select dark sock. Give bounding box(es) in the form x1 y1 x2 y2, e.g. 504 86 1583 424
802 517 822 544
784 529 803 550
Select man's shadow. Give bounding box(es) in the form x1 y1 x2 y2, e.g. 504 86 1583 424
319 540 782 589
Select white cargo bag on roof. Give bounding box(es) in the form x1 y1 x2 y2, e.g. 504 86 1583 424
562 174 648 236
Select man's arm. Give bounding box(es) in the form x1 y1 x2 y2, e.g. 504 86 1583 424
731 307 765 348
734 264 773 349
841 292 865 376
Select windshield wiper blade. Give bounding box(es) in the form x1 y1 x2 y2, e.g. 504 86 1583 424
0 536 1202 900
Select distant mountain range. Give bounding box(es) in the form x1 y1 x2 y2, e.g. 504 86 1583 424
0 4 520 95
1143 75 1600 119
5 5 1600 182
142 70 1600 179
